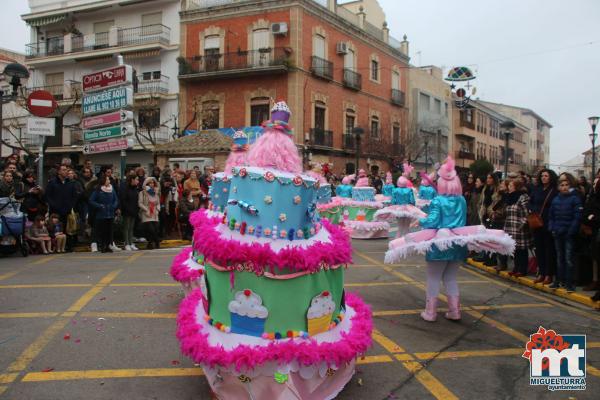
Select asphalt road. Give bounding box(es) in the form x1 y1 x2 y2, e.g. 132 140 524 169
0 240 598 399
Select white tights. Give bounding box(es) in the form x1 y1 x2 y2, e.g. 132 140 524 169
425 260 460 298
396 219 411 238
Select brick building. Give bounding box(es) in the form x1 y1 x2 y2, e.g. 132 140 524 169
178 0 409 175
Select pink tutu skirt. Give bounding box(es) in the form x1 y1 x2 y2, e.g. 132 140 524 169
374 204 426 222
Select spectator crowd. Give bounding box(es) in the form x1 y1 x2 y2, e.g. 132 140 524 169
0 154 213 254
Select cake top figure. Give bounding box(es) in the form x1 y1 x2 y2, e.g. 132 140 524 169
224 130 249 176
397 162 414 188
385 171 393 184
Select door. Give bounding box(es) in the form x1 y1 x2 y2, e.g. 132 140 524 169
93 20 113 48
45 72 64 100
252 28 270 66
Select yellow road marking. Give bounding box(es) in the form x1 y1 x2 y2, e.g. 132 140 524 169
461 266 600 322
402 360 459 400
81 312 177 319
415 348 523 360
0 284 92 289
465 309 529 343
64 270 121 314
372 329 405 353
68 256 128 260
126 252 144 263
346 280 486 288
587 364 600 378
30 255 58 265
0 271 20 282
356 355 394 364
354 250 419 283
372 303 552 317
0 373 18 384
4 270 121 374
0 313 59 318
22 368 204 382
110 283 179 287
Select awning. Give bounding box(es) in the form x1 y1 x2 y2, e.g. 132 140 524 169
27 14 67 27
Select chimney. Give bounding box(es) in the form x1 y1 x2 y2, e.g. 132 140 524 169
357 5 366 29
400 34 409 57
327 0 336 12
382 21 389 44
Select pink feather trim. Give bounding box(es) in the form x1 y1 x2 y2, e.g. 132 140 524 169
176 289 373 371
224 151 248 177
246 128 302 173
170 247 203 283
191 211 353 273
355 177 370 187
305 170 327 184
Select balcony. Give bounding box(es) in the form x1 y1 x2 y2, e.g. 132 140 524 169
136 75 170 95
178 48 290 81
311 56 333 80
457 150 475 160
309 128 333 148
25 24 171 63
391 89 405 107
342 69 362 91
24 80 82 104
136 127 173 146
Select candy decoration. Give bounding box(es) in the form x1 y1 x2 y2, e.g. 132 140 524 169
264 171 276 182
292 176 303 186
238 168 247 177
240 222 247 235
280 230 287 239
279 213 287 222
244 289 252 296
274 372 289 384
288 228 295 241
293 195 301 204
229 218 236 230
297 229 304 239
264 227 272 237
264 195 273 204
272 226 278 240
248 225 255 235
255 225 263 237
303 227 310 239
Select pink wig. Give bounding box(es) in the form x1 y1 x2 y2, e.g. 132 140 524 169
341 174 354 185
397 176 410 188
402 163 414 178
358 169 367 178
305 170 327 184
246 128 302 173
355 177 370 187
436 156 462 195
223 149 248 176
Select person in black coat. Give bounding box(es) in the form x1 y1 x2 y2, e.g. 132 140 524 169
44 165 77 251
528 169 558 285
89 174 119 253
21 172 46 222
120 175 140 251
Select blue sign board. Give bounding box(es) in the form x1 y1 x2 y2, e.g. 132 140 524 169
82 87 133 116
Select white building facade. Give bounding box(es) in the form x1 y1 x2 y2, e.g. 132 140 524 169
22 0 180 173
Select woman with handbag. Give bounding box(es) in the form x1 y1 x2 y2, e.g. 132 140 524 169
505 178 532 278
528 169 558 285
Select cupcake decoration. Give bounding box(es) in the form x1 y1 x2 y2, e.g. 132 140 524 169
228 289 268 337
264 195 273 205
307 291 335 336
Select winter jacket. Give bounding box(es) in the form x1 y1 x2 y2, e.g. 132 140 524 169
418 195 468 262
504 192 531 249
120 185 140 218
548 191 583 236
529 185 558 225
89 189 119 220
467 187 482 226
418 185 437 201
45 177 77 216
138 189 160 223
21 181 45 215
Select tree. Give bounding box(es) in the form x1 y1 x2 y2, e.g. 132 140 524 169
405 115 450 167
469 159 494 178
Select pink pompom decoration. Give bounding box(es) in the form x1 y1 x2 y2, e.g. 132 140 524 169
224 151 248 177
246 128 302 173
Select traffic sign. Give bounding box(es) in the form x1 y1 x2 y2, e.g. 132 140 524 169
83 124 134 142
83 138 129 155
82 87 133 116
83 65 133 92
26 117 55 136
27 90 58 117
82 110 133 130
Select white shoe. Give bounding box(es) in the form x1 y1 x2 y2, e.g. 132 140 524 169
124 245 132 251
110 243 122 252
130 244 139 251
91 242 98 253
135 237 147 243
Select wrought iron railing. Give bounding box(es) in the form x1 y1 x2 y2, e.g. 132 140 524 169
24 81 81 101
136 75 169 94
311 56 333 80
309 128 333 148
457 150 475 160
391 89 405 106
343 134 356 151
25 24 170 58
343 69 362 90
179 48 290 75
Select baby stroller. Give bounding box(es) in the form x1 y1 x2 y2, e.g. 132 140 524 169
0 197 29 257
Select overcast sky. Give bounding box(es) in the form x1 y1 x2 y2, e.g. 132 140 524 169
2 0 599 167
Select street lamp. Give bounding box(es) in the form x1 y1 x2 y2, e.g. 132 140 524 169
588 116 599 181
1 62 30 139
500 120 515 178
352 127 364 175
423 135 429 173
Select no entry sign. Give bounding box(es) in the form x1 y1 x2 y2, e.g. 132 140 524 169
82 65 133 92
27 90 58 117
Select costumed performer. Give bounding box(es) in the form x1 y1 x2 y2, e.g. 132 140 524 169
335 174 354 198
416 171 437 212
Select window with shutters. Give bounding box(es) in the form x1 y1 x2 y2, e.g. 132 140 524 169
371 116 380 139
314 102 326 130
345 111 355 135
252 28 270 66
371 59 378 81
392 70 400 90
313 34 325 59
250 98 270 126
141 12 162 35
344 48 355 70
419 93 430 111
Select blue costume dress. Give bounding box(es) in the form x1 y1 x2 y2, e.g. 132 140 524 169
382 184 394 197
418 195 468 262
391 187 415 206
417 185 437 213
335 184 353 198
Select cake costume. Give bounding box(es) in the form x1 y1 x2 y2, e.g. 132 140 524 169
374 163 426 238
307 164 332 205
173 101 372 399
416 171 437 212
381 171 394 198
383 156 514 322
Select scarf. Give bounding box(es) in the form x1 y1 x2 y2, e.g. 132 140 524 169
506 191 522 206
483 185 495 208
101 185 113 193
146 186 156 196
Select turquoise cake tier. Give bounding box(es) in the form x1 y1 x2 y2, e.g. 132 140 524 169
315 184 332 204
208 172 231 212
335 184 352 198
226 167 319 237
352 187 375 202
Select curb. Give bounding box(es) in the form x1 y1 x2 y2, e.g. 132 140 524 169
73 240 191 253
466 258 600 310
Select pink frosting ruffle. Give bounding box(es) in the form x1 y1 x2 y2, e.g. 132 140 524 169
170 247 203 283
176 289 373 371
190 210 352 274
